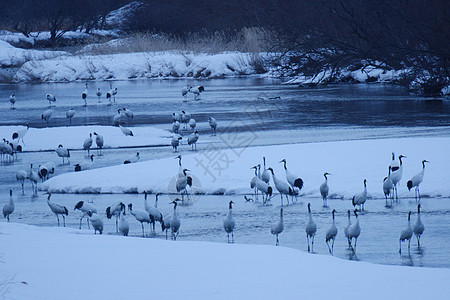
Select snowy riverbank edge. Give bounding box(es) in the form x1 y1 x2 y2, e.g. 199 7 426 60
1 222 449 300
42 137 450 199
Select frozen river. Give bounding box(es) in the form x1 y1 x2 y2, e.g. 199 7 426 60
1 78 450 268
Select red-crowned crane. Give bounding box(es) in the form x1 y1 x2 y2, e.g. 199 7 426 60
407 160 429 201
271 207 284 246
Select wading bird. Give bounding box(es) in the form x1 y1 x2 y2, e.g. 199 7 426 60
383 167 394 207
279 159 303 200
16 170 27 195
352 179 367 211
407 160 429 201
41 109 52 123
96 88 102 102
47 194 68 227
208 117 217 136
93 132 104 155
46 94 56 107
223 200 235 243
106 202 126 233
9 93 16 109
83 133 93 156
74 201 98 229
348 210 361 253
82 83 88 106
413 204 425 247
325 209 338 255
171 135 182 152
399 211 413 254
390 155 406 201
55 144 70 164
87 211 103 234
320 172 331 207
268 167 293 206
305 203 317 252
170 199 181 240
66 109 75 124
2 190 14 222
271 207 283 246
128 203 153 237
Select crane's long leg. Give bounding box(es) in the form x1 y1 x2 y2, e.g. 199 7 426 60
79 217 83 229
276 234 279 246
312 235 315 252
141 223 145 237
56 215 60 227
307 235 310 252
326 241 331 254
399 240 402 254
232 232 234 243
331 239 335 255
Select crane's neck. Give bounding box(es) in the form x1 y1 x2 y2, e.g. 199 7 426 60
399 156 403 165
263 157 266 168
324 174 328 181
155 195 159 208
253 168 257 176
282 160 287 170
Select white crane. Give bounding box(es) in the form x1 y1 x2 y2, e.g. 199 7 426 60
399 211 413 254
74 200 98 229
106 202 126 233
390 154 406 201
172 121 180 134
93 132 104 155
325 209 338 255
16 170 27 195
172 112 182 122
344 210 352 248
255 177 273 205
176 168 192 204
170 200 181 240
180 111 191 129
128 203 153 237
87 211 103 234
223 200 235 243
171 135 182 152
83 133 93 156
82 83 88 106
119 214 129 236
189 86 204 100
41 109 52 123
113 109 123 126
320 172 331 207
47 194 68 227
187 130 199 150
66 109 75 124
38 164 49 182
407 160 430 201
55 144 70 163
352 179 367 211
267 167 293 206
106 87 113 105
181 86 190 100
119 125 134 137
347 209 361 253
175 155 184 178
261 157 270 184
250 166 259 201
10 93 16 109
208 117 217 135
305 203 317 252
279 159 303 199
124 152 140 164
413 204 425 247
144 192 164 234
96 88 102 102
12 124 29 145
271 207 284 246
46 94 56 107
383 166 394 207
188 118 196 130
111 85 118 102
123 108 134 119
28 164 39 195
74 154 94 172
44 161 55 178
2 190 14 222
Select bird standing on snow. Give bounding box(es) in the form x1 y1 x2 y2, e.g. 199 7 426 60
407 160 429 201
348 209 361 253
74 200 98 229
113 109 123 126
171 135 182 152
352 179 367 211
123 108 134 119
12 124 29 145
112 85 118 102
189 118 196 130
144 192 164 234
413 204 425 247
170 199 181 240
223 200 235 243
180 111 191 129
189 86 204 100
119 214 129 236
96 88 102 102
93 132 104 155
83 133 93 156
74 154 94 172
390 154 406 201
399 211 413 254
55 144 70 164
181 86 190 100
46 94 56 107
187 130 199 150
47 194 68 227
208 117 217 136
28 164 39 195
124 152 140 164
66 109 75 124
320 172 331 207
82 83 88 106
305 203 317 252
119 125 134 137
87 211 103 234
172 121 180 134
41 109 52 123
16 170 27 195
271 207 284 246
279 159 303 199
383 166 394 207
106 202 126 233
344 209 352 248
10 93 16 109
325 209 338 255
176 168 193 204
261 157 270 184
268 167 293 206
3 190 14 222
128 203 153 237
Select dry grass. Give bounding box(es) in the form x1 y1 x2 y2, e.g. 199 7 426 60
78 27 275 55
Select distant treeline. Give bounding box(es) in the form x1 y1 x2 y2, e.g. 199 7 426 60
0 0 448 95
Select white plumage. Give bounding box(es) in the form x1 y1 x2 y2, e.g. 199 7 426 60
305 203 317 252
171 135 182 152
123 108 134 119
81 83 88 106
87 211 103 234
189 86 204 100
176 168 192 203
74 201 98 229
223 200 235 243
208 117 217 135
83 133 93 156
16 170 27 195
188 118 196 130
407 160 429 201
352 179 367 211
261 157 270 184
28 164 39 195
41 109 52 123
55 144 70 163
10 93 16 109
325 209 338 255
93 132 104 155
74 154 94 172
175 155 184 178
255 177 273 205
46 194 68 227
271 207 284 246
280 159 303 195
413 204 425 246
96 88 102 102
390 154 406 201
172 121 180 134
344 209 352 248
128 203 152 237
181 86 190 99
347 210 361 253
124 152 140 164
113 109 124 126
399 211 413 254
119 125 134 137
268 167 293 206
3 190 14 222
187 130 199 150
12 124 29 145
383 167 394 207
46 94 56 107
180 111 191 129
66 109 75 124
119 215 129 236
106 201 126 233
144 192 164 234
320 172 330 207
170 200 181 240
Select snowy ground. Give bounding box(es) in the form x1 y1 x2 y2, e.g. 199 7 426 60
1 222 449 299
0 41 66 68
42 137 447 200
0 125 170 151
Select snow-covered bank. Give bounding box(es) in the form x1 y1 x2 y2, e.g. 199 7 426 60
1 222 449 299
0 40 66 68
43 137 449 199
12 51 268 82
0 125 169 151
